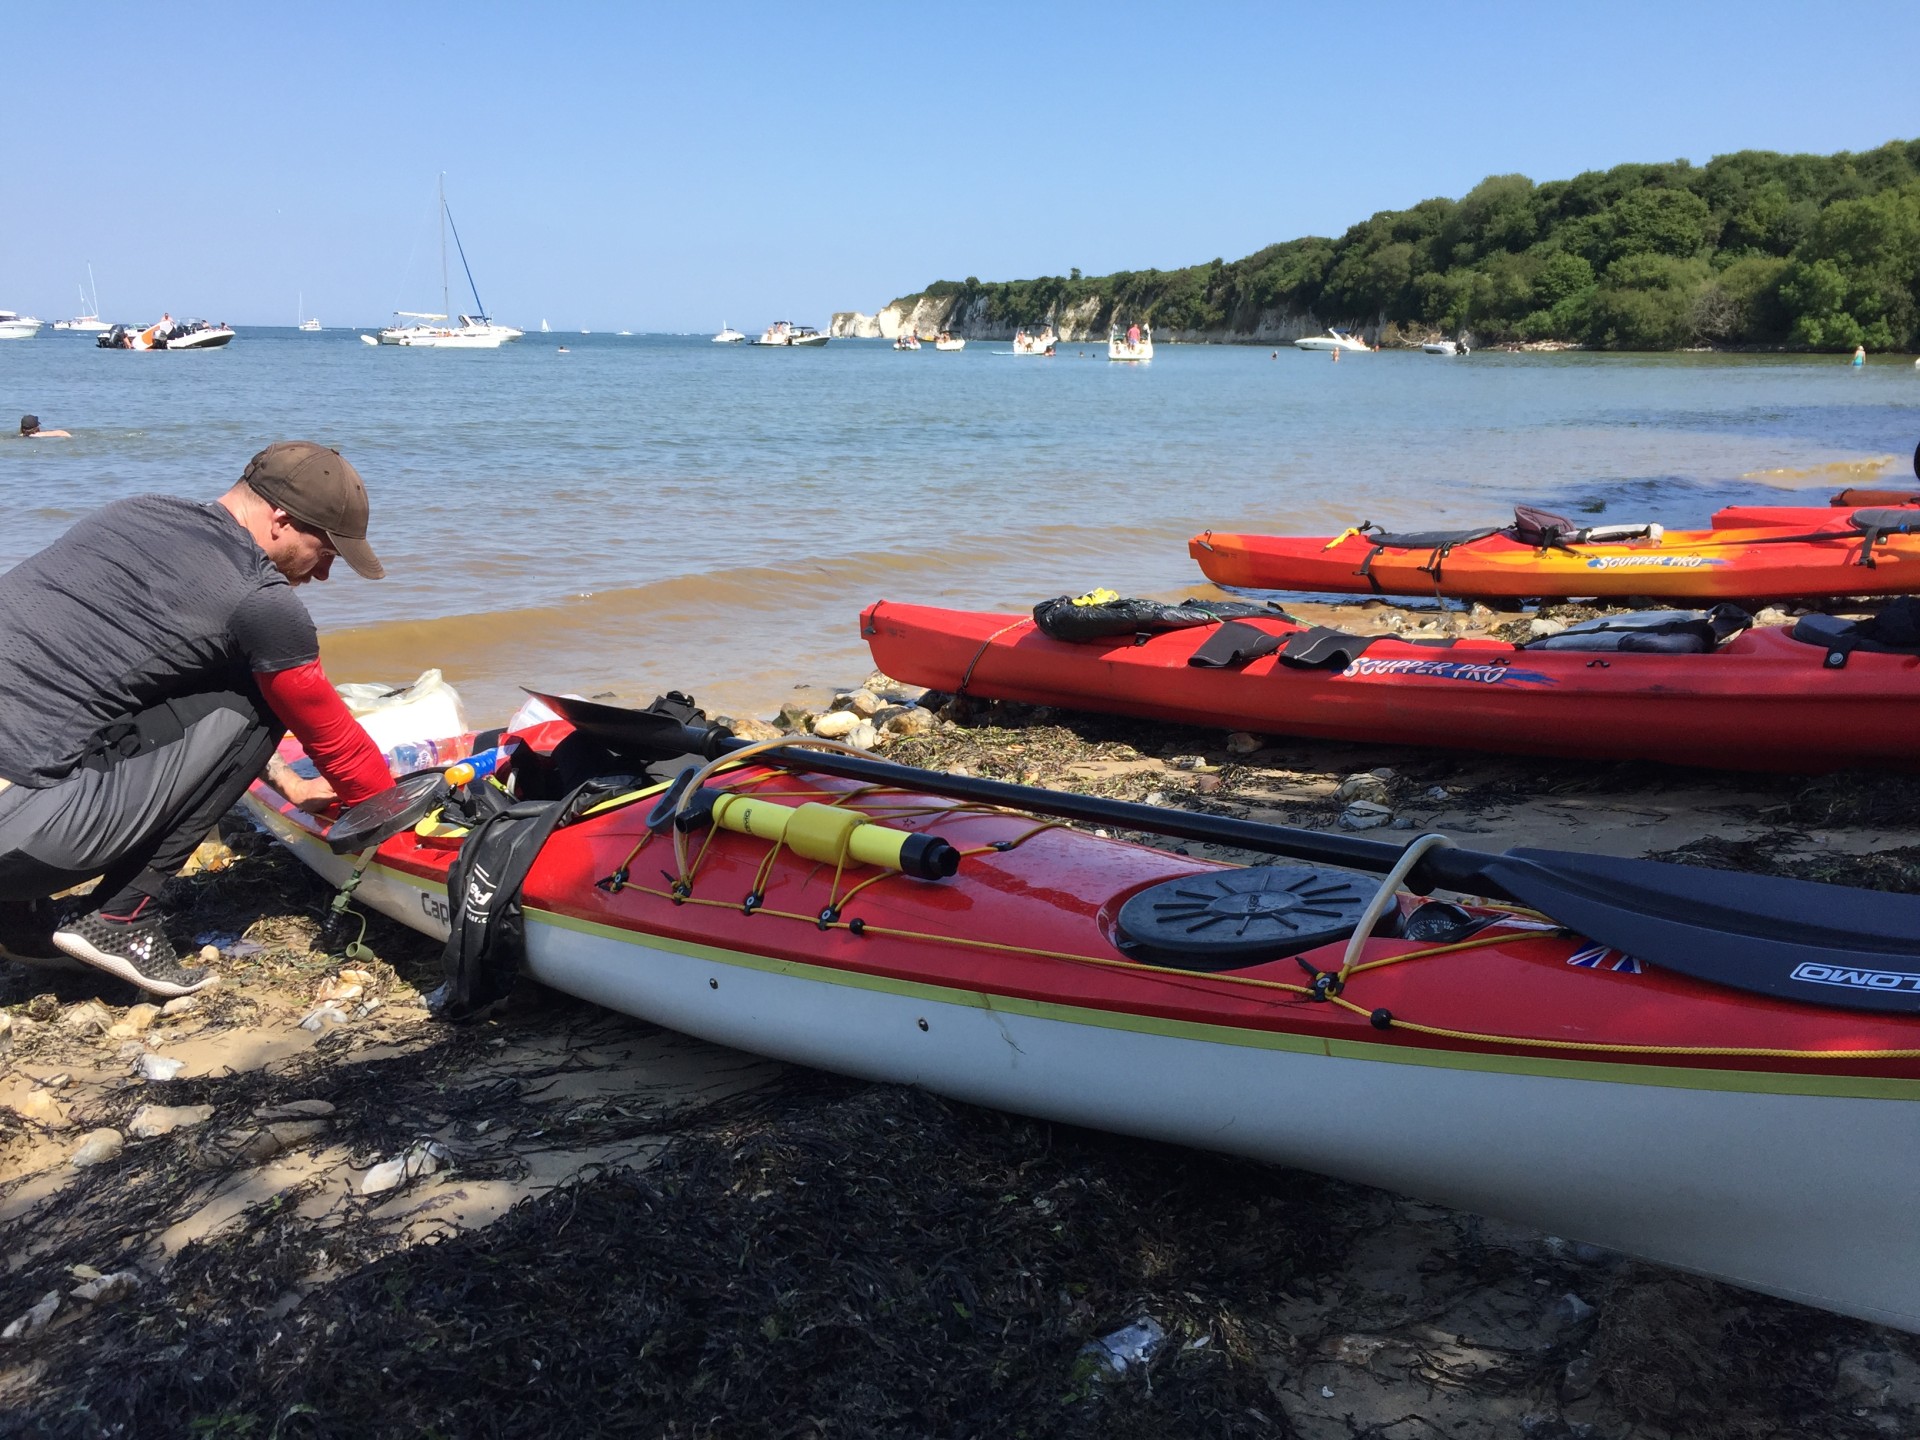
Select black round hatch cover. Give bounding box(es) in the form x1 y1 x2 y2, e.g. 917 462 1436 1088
325 770 450 855
1115 866 1372 970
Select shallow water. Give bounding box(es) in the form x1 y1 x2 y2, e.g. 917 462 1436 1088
3 329 1915 723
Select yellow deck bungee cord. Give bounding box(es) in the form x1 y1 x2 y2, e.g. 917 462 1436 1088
402 739 1918 1068
560 761 1920 1065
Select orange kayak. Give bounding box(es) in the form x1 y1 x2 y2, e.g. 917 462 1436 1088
1189 514 1920 601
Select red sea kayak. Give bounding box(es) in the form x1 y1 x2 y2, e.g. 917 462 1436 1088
1713 489 1920 529
248 710 1920 1331
859 598 1920 771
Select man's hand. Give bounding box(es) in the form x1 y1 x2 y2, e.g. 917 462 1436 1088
264 755 340 814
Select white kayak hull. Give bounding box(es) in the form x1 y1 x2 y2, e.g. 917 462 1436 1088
248 792 1920 1335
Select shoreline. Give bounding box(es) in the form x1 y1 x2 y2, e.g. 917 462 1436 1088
6 598 1920 1433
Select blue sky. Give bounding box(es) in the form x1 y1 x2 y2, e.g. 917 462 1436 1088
6 1 1917 332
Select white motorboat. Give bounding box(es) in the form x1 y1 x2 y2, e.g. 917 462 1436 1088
376 175 522 349
52 267 110 332
712 322 746 344
1108 323 1154 362
1422 338 1469 356
377 313 521 348
96 318 234 350
163 319 235 349
0 310 44 341
934 332 966 352
752 321 828 347
299 319 323 333
892 333 920 351
1010 325 1057 356
1294 328 1371 353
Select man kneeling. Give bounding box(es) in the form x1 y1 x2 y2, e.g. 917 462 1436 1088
0 442 397 996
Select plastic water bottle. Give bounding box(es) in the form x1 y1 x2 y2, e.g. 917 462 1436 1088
386 739 447 776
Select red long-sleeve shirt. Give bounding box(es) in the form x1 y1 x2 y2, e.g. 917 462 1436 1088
258 661 394 806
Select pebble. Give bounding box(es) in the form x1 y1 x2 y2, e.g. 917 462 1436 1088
1224 732 1263 756
1753 606 1791 626
773 703 814 733
1424 785 1451 803
846 719 878 750
13 1090 71 1129
127 1103 215 1139
0 1011 10 1056
882 706 937 738
69 1128 125 1168
198 944 221 964
254 1099 337 1120
136 1052 186 1081
719 714 781 742
298 1002 352 1032
1528 618 1568 638
361 1139 451 1195
161 995 201 1017
70 1270 141 1306
1 1291 61 1341
1335 773 1390 804
107 1003 162 1039
832 688 885 719
1190 773 1223 794
1165 754 1204 770
810 710 861 740
1338 800 1395 830
61 1000 113 1035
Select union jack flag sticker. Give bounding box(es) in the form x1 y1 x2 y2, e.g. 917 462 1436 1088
1567 944 1642 974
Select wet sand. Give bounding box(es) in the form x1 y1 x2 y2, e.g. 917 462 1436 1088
5 618 1920 1437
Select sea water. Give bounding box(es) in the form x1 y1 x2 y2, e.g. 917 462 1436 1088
2 329 1915 724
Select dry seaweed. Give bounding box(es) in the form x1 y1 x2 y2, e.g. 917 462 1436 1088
4 1081 1361 1440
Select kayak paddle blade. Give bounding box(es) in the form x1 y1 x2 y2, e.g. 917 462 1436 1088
1484 848 1920 1014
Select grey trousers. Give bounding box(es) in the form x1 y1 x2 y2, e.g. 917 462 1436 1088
0 689 279 906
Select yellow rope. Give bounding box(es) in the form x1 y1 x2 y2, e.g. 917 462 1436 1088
609 875 1920 1063
604 770 1920 1064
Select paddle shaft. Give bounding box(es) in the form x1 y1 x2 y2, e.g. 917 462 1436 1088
683 727 1510 898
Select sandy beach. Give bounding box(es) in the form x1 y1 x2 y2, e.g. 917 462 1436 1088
5 600 1920 1437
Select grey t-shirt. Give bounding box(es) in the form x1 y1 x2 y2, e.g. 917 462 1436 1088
0 495 319 785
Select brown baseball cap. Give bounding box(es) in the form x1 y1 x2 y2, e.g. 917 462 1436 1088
240 441 384 579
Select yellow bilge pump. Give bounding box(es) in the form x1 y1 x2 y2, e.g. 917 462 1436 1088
706 793 961 880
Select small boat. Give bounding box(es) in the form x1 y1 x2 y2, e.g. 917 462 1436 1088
376 176 522 349
245 695 1920 1333
0 310 43 341
297 291 321 331
752 321 829 347
298 319 323 333
1010 325 1057 356
860 598 1920 772
377 313 521 348
933 332 965 352
892 333 921 351
1108 323 1153 362
1421 338 1468 356
1293 328 1370 353
712 323 746 344
1190 505 1920 602
51 267 110 332
96 318 234 350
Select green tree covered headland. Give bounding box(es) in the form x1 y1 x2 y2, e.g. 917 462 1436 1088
895 140 1920 350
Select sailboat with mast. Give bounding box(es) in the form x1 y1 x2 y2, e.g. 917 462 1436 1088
376 175 523 348
52 265 110 333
